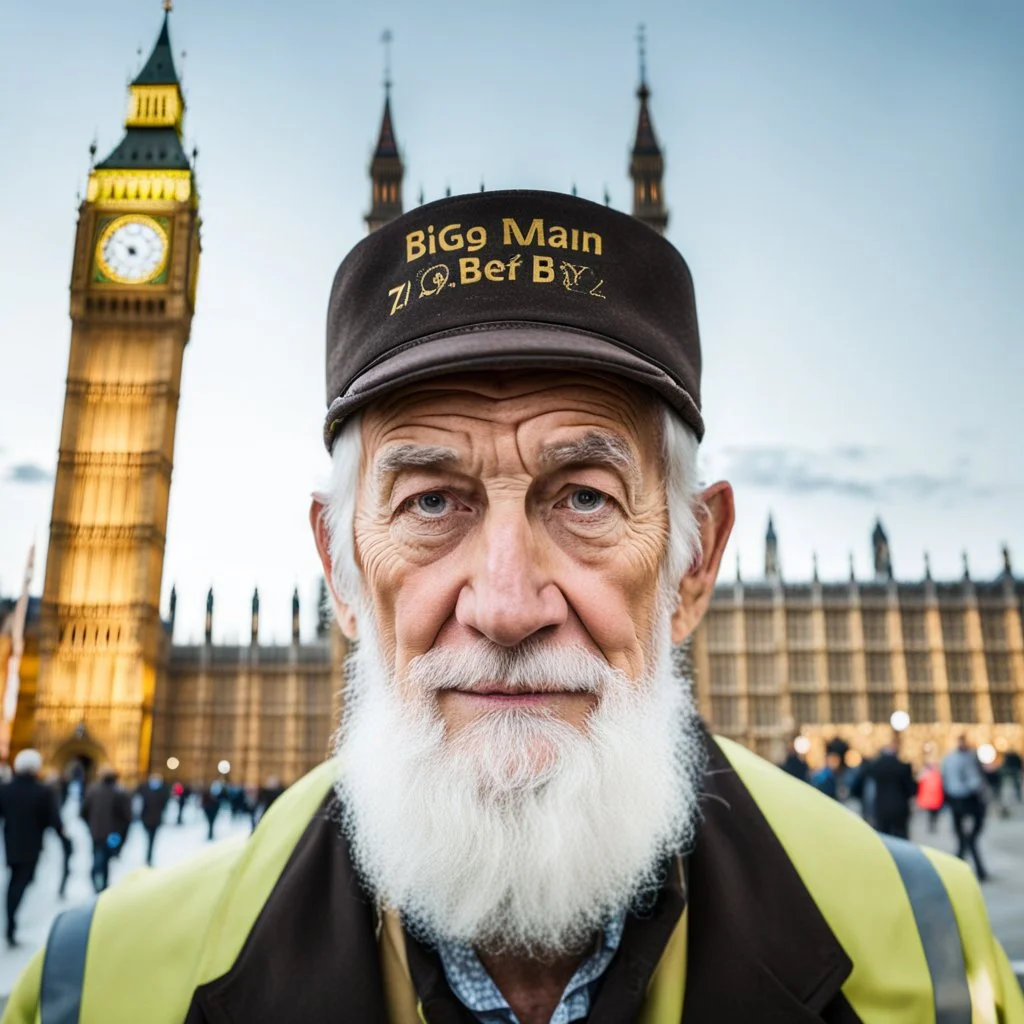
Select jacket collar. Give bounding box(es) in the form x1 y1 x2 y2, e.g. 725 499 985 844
680 737 855 1021
191 734 854 1023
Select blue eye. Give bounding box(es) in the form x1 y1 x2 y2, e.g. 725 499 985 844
415 493 449 516
568 488 606 513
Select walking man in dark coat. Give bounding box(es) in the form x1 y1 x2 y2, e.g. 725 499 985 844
136 773 171 867
861 735 916 839
0 749 71 946
81 767 132 892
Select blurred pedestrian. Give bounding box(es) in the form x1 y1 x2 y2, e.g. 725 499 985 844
916 760 944 833
860 736 915 839
810 753 842 800
136 773 171 867
81 767 132 893
779 741 809 783
201 782 223 841
0 749 71 946
173 781 190 825
1004 749 1022 804
941 735 989 881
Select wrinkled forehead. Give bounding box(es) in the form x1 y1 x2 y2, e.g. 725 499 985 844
358 369 665 471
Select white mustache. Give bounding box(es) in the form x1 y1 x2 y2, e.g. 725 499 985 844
405 642 624 696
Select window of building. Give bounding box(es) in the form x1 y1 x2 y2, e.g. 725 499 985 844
945 652 973 686
861 610 888 645
825 611 849 645
750 695 780 728
908 691 936 723
747 653 777 693
829 693 856 723
706 612 735 648
985 652 1011 684
792 692 819 726
708 654 738 692
867 691 894 723
940 609 966 646
744 611 774 649
980 611 1007 647
949 691 978 723
866 652 891 685
786 611 813 646
991 692 1016 724
900 609 928 646
905 651 932 687
789 651 817 686
710 696 739 729
261 715 285 752
827 651 852 686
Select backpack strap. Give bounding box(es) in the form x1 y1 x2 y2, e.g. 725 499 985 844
878 834 972 1024
40 899 96 1024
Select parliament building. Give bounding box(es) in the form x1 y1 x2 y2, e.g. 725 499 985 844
1 12 1021 784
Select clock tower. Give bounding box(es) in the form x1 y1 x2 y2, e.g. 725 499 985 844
34 6 200 779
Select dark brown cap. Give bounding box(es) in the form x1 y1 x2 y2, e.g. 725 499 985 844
324 189 703 449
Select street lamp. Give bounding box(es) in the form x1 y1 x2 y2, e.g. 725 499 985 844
978 743 997 766
793 736 811 756
217 759 231 775
166 756 180 771
890 710 910 733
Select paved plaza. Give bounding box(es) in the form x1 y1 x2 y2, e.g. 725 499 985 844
0 793 1020 1010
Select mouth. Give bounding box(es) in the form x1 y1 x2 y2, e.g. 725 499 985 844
446 687 551 707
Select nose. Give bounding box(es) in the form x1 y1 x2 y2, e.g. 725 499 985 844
455 510 568 647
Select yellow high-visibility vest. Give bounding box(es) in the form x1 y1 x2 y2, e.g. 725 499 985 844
4 738 1022 1023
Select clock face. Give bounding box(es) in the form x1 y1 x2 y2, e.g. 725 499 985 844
95 216 169 284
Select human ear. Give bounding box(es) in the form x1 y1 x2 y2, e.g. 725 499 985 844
309 498 358 640
670 481 735 644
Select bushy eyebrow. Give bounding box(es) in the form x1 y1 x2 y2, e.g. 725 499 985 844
373 443 460 493
538 431 640 484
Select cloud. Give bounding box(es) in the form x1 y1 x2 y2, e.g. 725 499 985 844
721 445 989 502
4 462 54 485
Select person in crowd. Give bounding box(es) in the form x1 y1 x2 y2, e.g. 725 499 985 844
81 766 132 893
173 781 191 825
941 735 989 881
778 739 809 782
857 735 916 839
8 192 1022 1022
810 751 843 800
136 772 171 867
1003 748 1022 804
201 782 223 842
983 756 1009 820
0 749 71 947
916 758 945 833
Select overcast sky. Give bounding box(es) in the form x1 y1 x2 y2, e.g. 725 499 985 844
1 0 1021 644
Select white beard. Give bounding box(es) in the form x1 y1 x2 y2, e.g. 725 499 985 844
332 614 705 958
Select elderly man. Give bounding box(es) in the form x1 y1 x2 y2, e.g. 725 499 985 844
6 192 1022 1023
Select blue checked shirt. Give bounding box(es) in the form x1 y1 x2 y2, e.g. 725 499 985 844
436 914 627 1024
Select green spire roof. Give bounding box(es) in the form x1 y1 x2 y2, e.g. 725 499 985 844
133 13 180 86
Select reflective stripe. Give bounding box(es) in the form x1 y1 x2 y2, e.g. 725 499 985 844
879 835 972 1024
40 899 96 1024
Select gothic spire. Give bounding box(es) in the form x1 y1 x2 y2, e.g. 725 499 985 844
94 7 190 174
629 24 668 235
133 9 180 87
765 515 780 581
366 30 404 233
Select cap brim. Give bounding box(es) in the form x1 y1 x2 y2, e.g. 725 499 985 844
323 324 703 448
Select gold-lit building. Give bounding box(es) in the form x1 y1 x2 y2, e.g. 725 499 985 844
1 12 1020 784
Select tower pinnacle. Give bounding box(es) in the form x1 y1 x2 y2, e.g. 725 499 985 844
366 31 404 234
629 25 667 235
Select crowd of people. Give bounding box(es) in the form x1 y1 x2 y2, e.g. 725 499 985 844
0 752 287 947
780 734 1022 882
